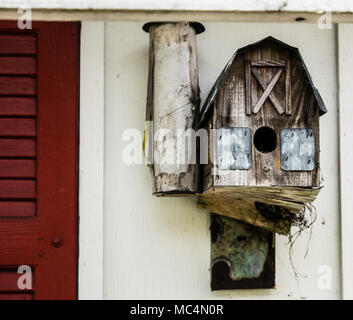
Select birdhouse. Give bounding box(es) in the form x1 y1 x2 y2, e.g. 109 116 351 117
197 36 327 235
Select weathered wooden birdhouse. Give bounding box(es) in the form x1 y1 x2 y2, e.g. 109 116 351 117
197 36 327 235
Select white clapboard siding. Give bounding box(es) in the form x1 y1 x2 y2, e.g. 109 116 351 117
79 21 105 300
98 22 340 299
338 24 353 300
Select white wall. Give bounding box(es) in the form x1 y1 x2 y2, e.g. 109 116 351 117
101 22 340 299
79 21 105 300
338 24 353 300
2 0 352 12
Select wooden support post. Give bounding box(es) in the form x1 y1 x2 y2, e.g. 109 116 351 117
144 22 204 195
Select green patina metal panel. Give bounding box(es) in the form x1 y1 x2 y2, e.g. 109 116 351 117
211 214 275 290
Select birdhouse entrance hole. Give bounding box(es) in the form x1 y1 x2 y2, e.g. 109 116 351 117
253 126 277 153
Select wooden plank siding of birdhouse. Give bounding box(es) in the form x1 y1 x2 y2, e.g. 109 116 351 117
197 39 322 235
203 40 321 191
0 21 79 300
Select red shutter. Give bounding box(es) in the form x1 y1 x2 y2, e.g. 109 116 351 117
0 21 79 300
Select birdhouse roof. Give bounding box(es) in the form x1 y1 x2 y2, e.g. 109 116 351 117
198 36 327 127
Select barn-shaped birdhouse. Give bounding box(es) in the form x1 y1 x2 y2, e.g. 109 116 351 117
197 36 327 235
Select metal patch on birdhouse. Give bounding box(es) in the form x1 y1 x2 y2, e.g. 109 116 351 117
217 127 252 170
280 129 315 171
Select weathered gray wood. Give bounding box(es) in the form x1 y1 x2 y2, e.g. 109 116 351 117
198 38 322 233
201 38 321 191
245 60 252 115
285 60 292 115
252 68 283 114
251 67 284 114
197 185 320 235
145 22 200 195
251 60 285 67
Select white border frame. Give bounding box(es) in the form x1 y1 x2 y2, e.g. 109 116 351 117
0 0 352 12
338 24 353 300
78 21 105 300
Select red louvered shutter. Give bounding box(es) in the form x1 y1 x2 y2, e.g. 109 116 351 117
0 21 79 300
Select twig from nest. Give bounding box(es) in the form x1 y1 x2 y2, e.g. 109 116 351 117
286 203 317 279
